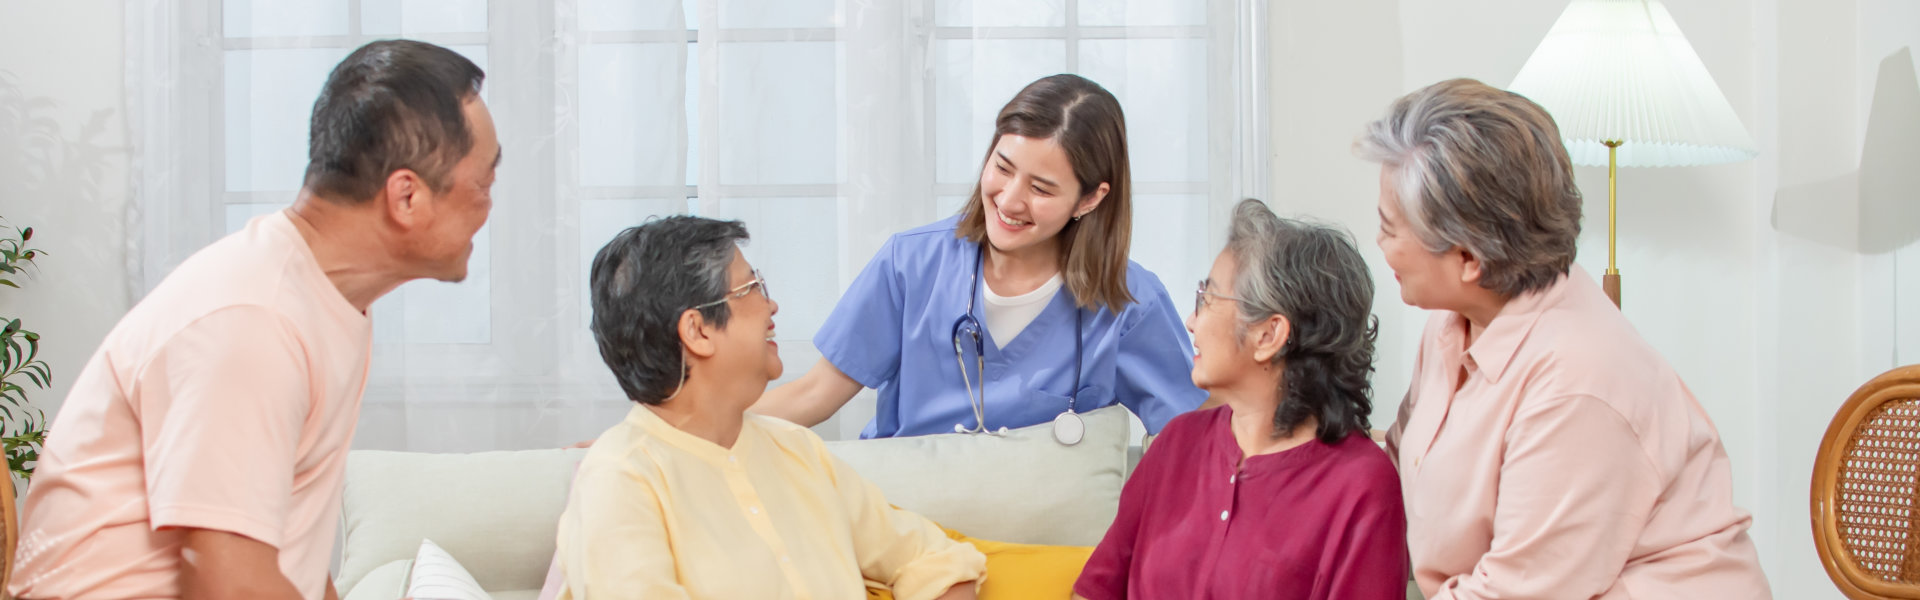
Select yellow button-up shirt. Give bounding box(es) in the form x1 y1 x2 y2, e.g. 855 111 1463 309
556 405 986 600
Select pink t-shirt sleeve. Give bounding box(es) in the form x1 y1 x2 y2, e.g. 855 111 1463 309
139 305 311 549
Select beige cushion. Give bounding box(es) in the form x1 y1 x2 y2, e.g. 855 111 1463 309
336 448 587 595
823 404 1128 547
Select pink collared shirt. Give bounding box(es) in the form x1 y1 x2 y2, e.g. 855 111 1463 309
1387 265 1770 599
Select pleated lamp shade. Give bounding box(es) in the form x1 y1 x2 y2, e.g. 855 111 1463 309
1508 0 1757 167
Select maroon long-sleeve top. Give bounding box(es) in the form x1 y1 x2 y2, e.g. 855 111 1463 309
1075 405 1409 599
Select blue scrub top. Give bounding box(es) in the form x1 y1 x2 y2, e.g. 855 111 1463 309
814 216 1206 439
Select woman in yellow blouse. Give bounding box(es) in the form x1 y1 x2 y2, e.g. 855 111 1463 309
556 216 987 599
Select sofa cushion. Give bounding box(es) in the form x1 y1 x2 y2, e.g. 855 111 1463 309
824 405 1128 547
337 448 587 595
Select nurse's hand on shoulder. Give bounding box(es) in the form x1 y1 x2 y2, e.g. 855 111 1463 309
750 358 865 427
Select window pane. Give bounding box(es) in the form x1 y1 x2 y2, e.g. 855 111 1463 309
579 199 688 327
1128 194 1209 318
717 42 838 185
934 0 1064 27
362 0 488 35
579 43 689 188
580 0 689 31
225 48 350 192
224 0 348 37
932 40 1066 184
720 0 834 28
373 223 493 344
1078 0 1204 27
1079 39 1207 183
702 197 839 342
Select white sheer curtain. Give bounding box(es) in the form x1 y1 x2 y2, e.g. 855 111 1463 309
125 0 1269 451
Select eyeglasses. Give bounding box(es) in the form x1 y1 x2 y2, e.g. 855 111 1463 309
1194 278 1247 315
689 269 771 311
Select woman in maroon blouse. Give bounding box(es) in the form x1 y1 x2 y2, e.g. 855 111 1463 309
1073 199 1408 599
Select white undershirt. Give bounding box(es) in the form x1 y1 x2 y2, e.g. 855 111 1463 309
982 273 1064 346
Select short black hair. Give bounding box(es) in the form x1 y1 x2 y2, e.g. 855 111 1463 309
589 216 750 405
303 39 485 202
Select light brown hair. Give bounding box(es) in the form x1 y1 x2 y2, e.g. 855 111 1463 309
956 74 1134 312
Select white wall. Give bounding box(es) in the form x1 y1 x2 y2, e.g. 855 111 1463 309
1271 0 1918 597
0 1 132 420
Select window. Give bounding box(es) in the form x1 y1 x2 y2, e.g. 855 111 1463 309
129 0 1269 448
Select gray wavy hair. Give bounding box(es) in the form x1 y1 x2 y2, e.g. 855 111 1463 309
1353 78 1583 297
1226 199 1376 443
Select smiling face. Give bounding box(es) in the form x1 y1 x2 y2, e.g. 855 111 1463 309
1375 165 1471 311
977 134 1104 256
1185 250 1266 392
709 249 783 384
411 96 500 282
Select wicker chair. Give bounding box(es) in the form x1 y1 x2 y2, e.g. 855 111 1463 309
1814 364 1920 599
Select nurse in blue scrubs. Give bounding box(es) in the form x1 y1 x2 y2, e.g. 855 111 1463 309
752 74 1205 440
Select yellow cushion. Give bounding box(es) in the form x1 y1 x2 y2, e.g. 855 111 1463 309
867 525 1094 600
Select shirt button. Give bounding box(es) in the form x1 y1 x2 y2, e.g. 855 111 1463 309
1229 474 1236 484
749 506 760 515
781 556 792 563
728 455 738 463
1220 510 1229 521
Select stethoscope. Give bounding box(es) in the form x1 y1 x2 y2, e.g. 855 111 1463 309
951 244 1086 445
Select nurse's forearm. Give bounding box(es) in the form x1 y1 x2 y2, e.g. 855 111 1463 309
750 358 863 427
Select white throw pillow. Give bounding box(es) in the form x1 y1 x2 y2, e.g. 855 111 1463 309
407 539 493 600
823 404 1129 547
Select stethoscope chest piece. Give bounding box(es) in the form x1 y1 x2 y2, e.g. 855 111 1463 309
1052 410 1084 445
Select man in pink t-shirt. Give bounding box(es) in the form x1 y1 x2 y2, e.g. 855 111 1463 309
11 39 499 600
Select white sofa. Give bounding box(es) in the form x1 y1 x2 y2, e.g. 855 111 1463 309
334 406 1137 599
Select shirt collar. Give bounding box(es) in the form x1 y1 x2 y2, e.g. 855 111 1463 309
1454 264 1593 384
625 403 752 466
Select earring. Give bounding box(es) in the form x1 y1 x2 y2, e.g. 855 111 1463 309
1072 214 1082 222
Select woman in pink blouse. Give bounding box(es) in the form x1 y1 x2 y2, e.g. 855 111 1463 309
1355 78 1772 599
1073 199 1408 599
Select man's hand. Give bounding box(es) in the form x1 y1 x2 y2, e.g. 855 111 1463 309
180 528 304 600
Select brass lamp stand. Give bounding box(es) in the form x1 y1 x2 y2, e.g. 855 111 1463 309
1603 140 1621 307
